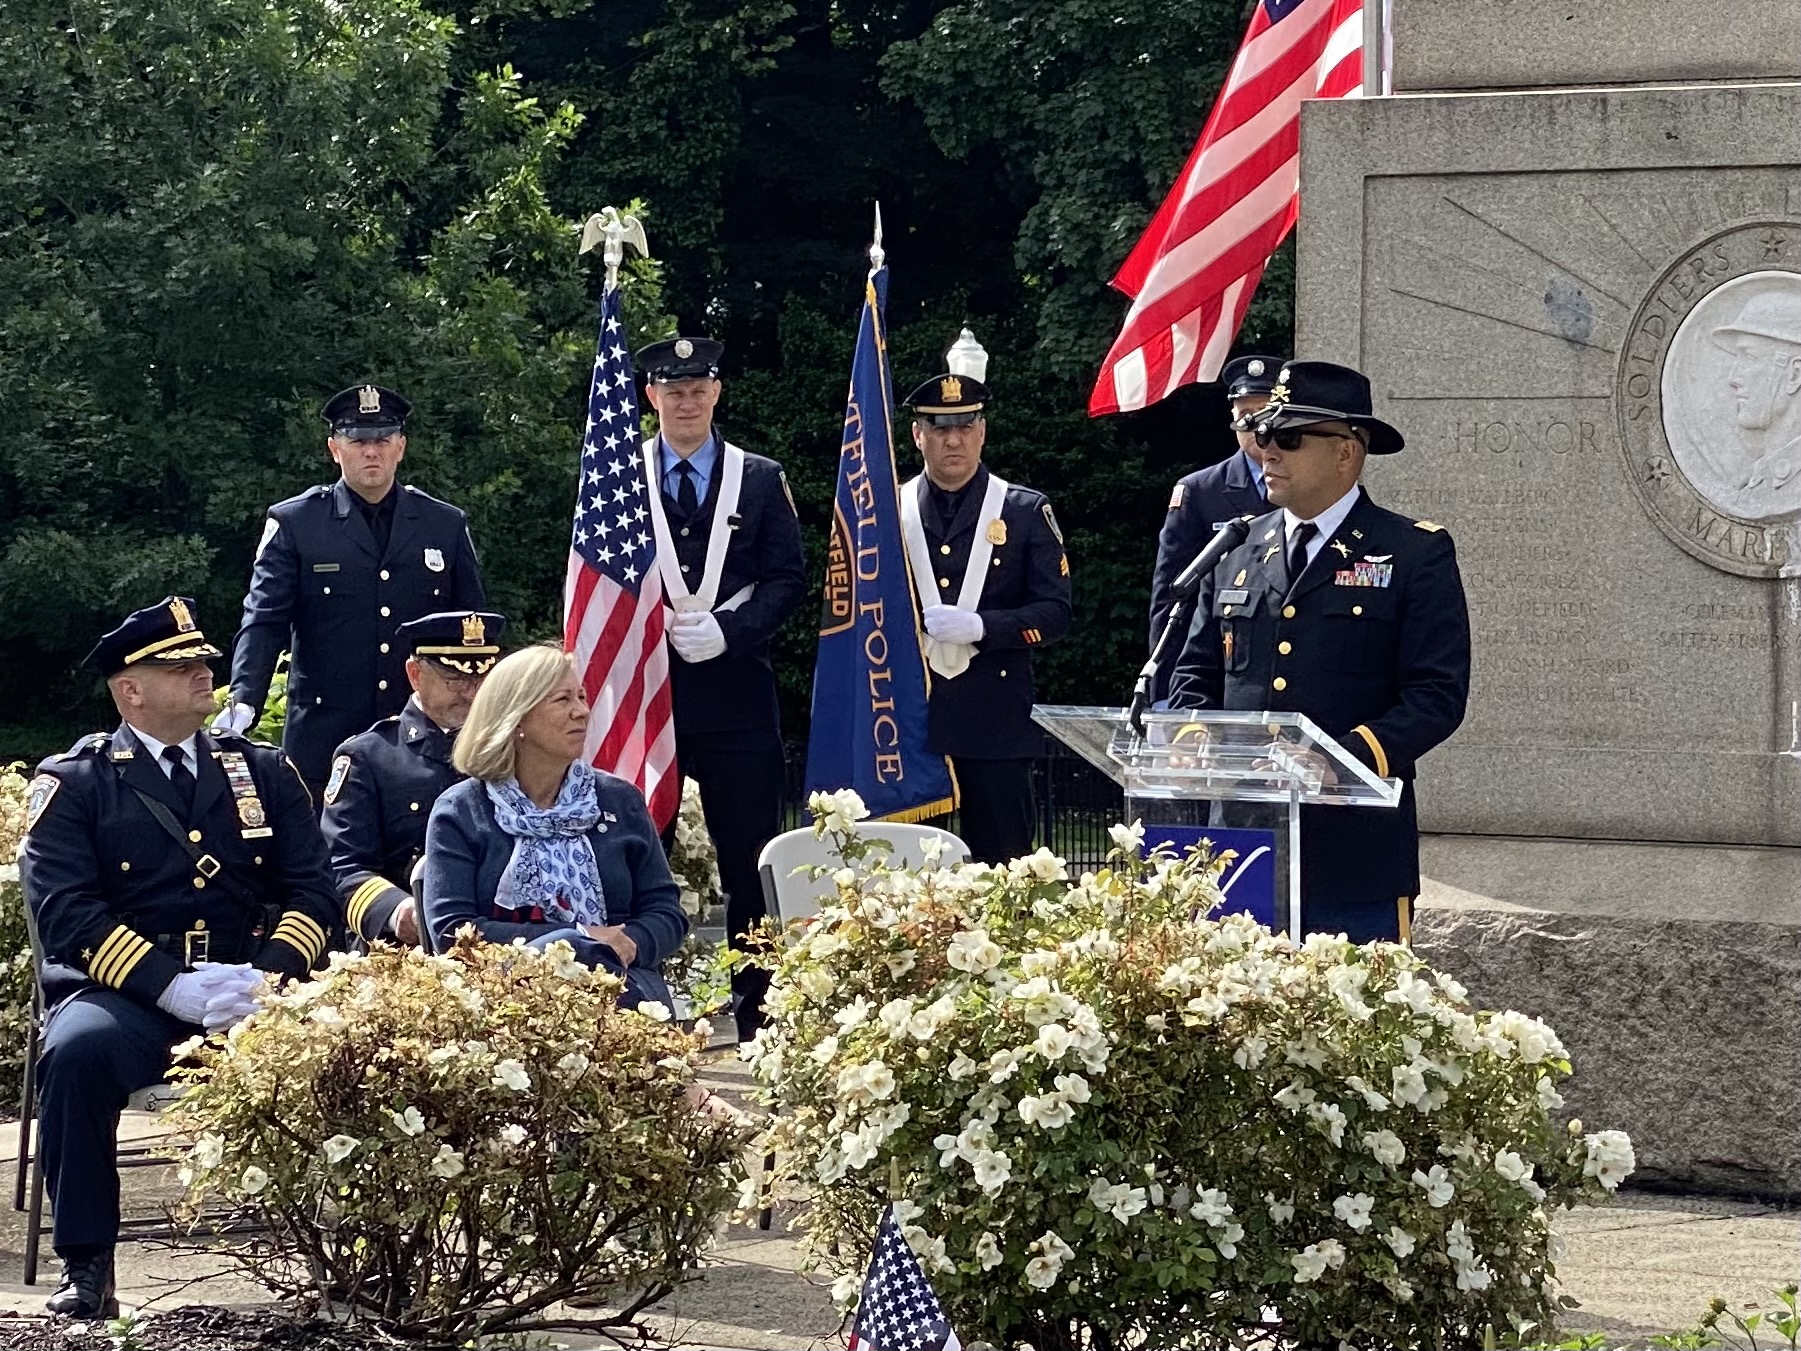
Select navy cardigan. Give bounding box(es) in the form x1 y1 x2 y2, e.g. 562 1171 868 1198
421 771 689 1006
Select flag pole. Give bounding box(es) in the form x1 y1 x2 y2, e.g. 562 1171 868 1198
578 206 648 291
869 201 884 275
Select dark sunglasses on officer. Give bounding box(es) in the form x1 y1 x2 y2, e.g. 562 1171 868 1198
1253 421 1368 453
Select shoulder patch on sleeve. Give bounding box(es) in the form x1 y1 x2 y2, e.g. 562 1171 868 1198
1414 519 1445 533
1040 502 1064 545
779 470 798 517
25 774 60 833
323 754 351 807
1168 483 1185 510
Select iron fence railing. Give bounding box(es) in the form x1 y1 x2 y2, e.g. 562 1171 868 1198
780 736 1125 873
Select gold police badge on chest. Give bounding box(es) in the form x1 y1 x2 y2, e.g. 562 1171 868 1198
986 519 1007 546
219 751 273 839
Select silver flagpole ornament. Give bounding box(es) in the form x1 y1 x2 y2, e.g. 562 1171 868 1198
578 206 648 291
946 327 987 383
869 202 885 275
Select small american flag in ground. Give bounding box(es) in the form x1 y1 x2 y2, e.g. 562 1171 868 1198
1090 0 1364 415
847 1205 962 1351
563 285 680 829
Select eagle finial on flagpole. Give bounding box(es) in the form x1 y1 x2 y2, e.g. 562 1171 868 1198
578 206 649 291
869 202 885 276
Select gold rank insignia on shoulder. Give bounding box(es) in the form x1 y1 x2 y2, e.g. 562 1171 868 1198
1415 519 1444 532
1234 569 1247 586
986 519 1007 546
1168 483 1185 510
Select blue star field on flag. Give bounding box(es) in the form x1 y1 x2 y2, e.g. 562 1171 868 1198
847 1204 961 1351
572 287 653 584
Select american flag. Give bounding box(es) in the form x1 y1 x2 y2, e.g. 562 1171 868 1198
847 1205 961 1351
1089 0 1364 415
563 285 680 829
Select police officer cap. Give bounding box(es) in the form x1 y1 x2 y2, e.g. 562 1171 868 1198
1221 354 1284 401
85 596 223 678
903 373 990 427
397 610 507 676
1255 360 1406 456
322 384 413 440
636 337 724 383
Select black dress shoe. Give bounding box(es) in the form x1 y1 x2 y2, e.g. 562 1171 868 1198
46 1250 118 1318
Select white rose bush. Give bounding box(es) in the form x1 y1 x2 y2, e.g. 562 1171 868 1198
164 930 750 1341
746 797 1635 1351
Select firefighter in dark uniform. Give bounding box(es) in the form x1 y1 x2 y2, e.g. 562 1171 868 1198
1168 361 1471 943
217 384 486 801
320 610 505 947
899 348 1072 865
19 598 339 1317
1148 354 1281 698
635 336 808 1038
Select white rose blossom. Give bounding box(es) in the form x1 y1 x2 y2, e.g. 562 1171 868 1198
974 1231 1003 1270
1107 820 1145 853
1582 1130 1636 1190
429 1145 466 1179
192 1132 226 1170
1362 1129 1406 1168
1024 1231 1073 1289
389 1106 427 1136
1383 1225 1416 1259
1332 1192 1375 1232
947 928 1004 973
322 1134 359 1165
238 1164 270 1195
1290 1239 1345 1284
1412 1164 1455 1207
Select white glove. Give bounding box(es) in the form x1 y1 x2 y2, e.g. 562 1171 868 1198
210 701 256 736
922 605 984 645
156 962 257 1027
668 610 727 663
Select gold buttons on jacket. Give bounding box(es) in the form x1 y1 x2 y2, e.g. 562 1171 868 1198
1272 677 1288 692
188 830 202 843
1353 605 1363 616
1278 641 1292 655
380 606 391 617
939 544 951 555
938 577 949 588
1282 605 1296 619
380 569 390 581
193 877 206 890
380 643 390 654
378 680 388 691
410 802 420 812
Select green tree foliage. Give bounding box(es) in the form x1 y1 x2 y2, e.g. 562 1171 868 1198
0 0 1297 756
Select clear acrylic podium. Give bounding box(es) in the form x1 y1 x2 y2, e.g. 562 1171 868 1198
1032 705 1402 940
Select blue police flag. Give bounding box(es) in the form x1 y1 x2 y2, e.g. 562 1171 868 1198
804 260 956 822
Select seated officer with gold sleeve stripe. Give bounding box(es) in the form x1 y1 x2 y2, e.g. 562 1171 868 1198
322 610 504 946
19 598 339 1317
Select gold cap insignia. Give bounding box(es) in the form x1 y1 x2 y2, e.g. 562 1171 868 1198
940 375 962 403
358 384 381 413
168 597 194 632
1266 382 1291 407
674 338 694 359
462 614 485 646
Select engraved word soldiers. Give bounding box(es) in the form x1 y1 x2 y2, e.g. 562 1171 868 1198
900 333 1072 864
635 336 808 1037
1169 360 1472 943
20 599 339 1317
220 385 486 801
321 610 506 947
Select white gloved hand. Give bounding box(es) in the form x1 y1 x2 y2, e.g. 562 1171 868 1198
155 963 254 1026
201 985 262 1031
210 701 256 736
668 610 727 663
922 605 984 645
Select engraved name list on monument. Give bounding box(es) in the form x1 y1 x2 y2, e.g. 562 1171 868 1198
1359 168 1801 845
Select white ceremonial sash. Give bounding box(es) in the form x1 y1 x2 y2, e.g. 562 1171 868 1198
642 438 754 615
900 472 1009 679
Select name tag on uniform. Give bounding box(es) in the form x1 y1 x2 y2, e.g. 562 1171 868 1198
312 563 340 573
1217 588 1250 605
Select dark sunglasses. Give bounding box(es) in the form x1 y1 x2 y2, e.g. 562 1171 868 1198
1254 423 1361 452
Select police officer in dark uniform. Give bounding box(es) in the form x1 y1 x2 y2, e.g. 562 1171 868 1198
321 610 505 947
1168 361 1471 943
1147 354 1281 699
217 384 486 801
20 597 339 1316
634 336 808 1037
900 342 1072 865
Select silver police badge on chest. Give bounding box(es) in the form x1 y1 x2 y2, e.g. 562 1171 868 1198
423 548 445 572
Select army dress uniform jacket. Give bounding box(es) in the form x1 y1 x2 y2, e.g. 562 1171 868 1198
230 481 485 795
21 727 339 1010
320 700 463 943
1167 492 1471 906
916 467 1073 761
655 441 808 736
1148 451 1268 691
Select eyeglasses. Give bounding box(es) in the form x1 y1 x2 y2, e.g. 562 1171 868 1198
1253 424 1361 452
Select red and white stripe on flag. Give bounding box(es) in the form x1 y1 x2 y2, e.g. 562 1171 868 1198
564 286 680 830
1089 0 1364 416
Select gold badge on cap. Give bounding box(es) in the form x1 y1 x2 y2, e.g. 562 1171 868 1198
986 519 1007 546
169 597 195 632
462 614 486 646
940 375 962 403
1247 359 1266 377
358 384 381 414
674 338 694 359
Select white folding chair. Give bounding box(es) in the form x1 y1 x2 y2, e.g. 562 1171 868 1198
755 823 971 925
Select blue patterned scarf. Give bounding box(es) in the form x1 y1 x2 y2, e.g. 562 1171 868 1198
486 761 606 928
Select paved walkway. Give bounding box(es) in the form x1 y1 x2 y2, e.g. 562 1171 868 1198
0 1048 1790 1347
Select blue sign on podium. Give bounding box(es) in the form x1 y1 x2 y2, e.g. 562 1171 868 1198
1142 824 1277 929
